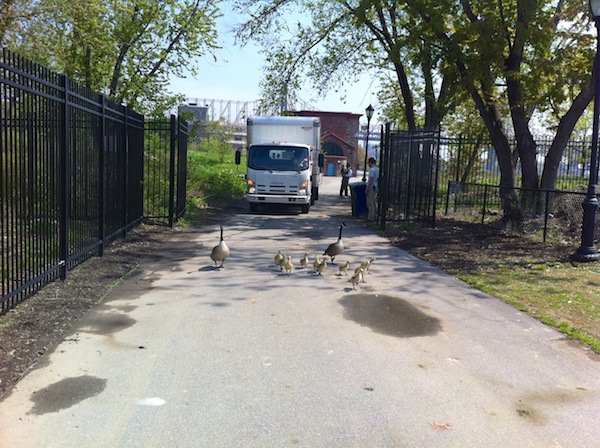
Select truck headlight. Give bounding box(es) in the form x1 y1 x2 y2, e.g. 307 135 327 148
247 179 256 194
298 180 308 196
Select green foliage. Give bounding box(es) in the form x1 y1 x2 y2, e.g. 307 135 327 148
200 120 237 163
235 0 596 208
4 0 222 116
186 138 246 211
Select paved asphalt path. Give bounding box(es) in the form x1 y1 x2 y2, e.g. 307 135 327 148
0 176 599 448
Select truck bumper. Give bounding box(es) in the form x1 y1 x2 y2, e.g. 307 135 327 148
247 194 310 205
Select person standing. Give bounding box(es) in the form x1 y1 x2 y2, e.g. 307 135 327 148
366 157 379 221
340 165 353 197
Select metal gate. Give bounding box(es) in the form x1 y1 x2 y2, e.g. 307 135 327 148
143 115 188 227
379 125 441 229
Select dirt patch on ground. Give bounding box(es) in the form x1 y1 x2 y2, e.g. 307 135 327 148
384 217 575 274
0 211 595 398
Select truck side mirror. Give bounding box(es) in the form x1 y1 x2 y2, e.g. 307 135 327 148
318 153 325 168
235 149 242 165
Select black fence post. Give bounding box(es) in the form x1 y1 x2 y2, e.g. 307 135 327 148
99 95 106 256
124 106 130 239
456 135 463 184
168 114 176 228
27 112 35 221
445 180 451 215
543 189 550 243
432 130 442 228
379 123 388 230
481 184 489 225
176 116 188 220
59 74 69 280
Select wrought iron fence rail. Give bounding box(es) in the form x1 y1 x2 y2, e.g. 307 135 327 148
1 49 187 314
444 181 590 242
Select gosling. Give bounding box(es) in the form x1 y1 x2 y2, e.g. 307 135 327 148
315 258 327 276
299 252 309 269
351 268 364 289
364 257 377 274
338 260 351 276
354 263 368 282
313 254 321 272
274 251 284 266
277 254 288 271
210 225 230 269
283 255 294 273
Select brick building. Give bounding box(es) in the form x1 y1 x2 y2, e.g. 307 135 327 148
295 111 361 176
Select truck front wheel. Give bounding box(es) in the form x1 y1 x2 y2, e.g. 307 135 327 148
301 204 310 214
249 203 258 213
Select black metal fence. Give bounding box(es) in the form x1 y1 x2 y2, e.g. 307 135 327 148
445 182 591 242
144 116 188 226
436 135 596 242
377 127 594 242
379 125 441 229
0 49 187 314
436 134 591 192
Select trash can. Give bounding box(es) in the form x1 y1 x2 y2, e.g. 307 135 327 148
350 182 368 218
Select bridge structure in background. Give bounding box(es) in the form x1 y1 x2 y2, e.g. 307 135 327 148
183 98 317 124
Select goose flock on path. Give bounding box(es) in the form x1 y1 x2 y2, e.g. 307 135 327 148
209 224 376 290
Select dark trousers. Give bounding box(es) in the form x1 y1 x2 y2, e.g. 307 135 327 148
340 177 350 196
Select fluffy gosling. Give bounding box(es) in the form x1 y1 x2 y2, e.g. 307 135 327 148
274 251 284 266
338 260 351 276
316 258 327 276
299 252 309 269
364 257 377 274
277 254 287 271
350 268 364 289
313 255 321 272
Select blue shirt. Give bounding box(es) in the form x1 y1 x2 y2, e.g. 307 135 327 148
368 165 379 189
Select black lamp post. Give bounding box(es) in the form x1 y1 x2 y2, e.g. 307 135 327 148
573 0 600 262
362 104 374 182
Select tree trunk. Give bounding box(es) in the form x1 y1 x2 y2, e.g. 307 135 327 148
467 85 519 220
540 87 594 191
391 59 416 131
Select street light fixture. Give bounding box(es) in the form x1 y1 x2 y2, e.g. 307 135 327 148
573 0 600 262
362 104 375 182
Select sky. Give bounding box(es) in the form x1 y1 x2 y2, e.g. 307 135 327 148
167 11 382 127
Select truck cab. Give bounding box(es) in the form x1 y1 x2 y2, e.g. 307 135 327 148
238 116 322 214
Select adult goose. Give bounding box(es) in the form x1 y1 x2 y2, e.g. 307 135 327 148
210 225 230 268
323 223 347 264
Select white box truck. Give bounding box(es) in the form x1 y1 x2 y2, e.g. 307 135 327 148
236 116 323 213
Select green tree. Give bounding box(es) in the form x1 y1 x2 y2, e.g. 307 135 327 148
234 1 459 130
412 0 592 218
235 0 595 221
0 0 30 46
200 120 235 163
4 0 221 115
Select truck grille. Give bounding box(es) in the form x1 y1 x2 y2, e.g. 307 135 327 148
257 183 298 195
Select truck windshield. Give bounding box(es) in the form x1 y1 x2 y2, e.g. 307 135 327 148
248 146 309 171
